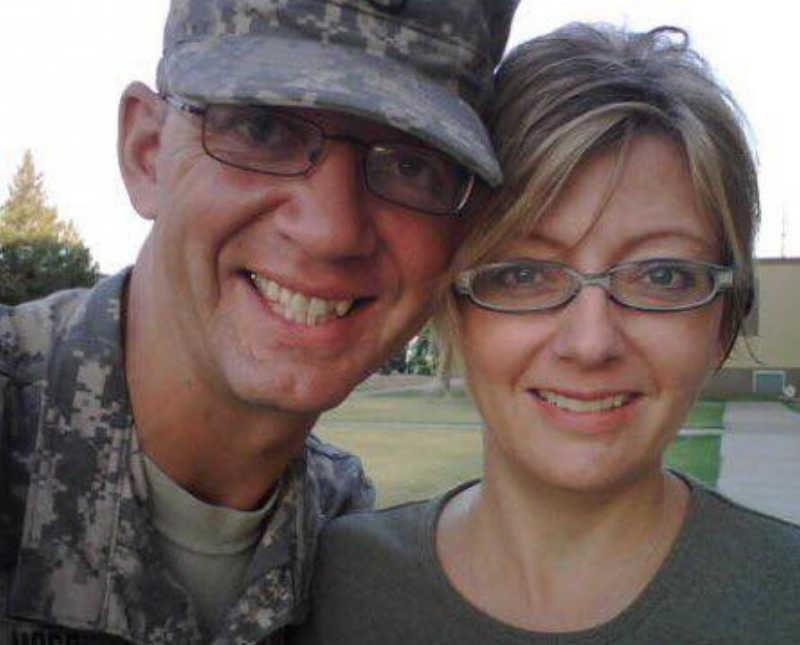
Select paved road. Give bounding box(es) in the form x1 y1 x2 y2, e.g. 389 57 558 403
716 402 800 524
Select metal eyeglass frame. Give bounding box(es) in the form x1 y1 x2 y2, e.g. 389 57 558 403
453 258 735 313
162 94 475 216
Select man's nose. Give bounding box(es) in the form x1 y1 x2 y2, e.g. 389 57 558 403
551 284 625 367
273 140 378 260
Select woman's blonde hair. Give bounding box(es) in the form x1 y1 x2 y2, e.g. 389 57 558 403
436 23 759 367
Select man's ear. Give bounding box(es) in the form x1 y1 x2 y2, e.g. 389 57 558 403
118 82 166 221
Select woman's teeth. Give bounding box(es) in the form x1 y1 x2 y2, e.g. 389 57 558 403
250 273 355 325
537 390 632 412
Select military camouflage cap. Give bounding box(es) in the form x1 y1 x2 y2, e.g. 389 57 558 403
156 0 520 186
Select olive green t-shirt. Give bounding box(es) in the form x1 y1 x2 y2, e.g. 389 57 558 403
143 454 278 637
290 476 800 644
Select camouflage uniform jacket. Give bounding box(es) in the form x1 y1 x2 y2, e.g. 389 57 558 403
0 270 375 645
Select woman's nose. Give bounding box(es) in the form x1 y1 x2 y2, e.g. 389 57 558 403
550 284 625 367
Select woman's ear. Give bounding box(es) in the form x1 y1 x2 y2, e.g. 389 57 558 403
118 82 166 221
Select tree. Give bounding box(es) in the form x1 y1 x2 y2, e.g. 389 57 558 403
405 325 438 376
378 348 408 374
0 150 99 304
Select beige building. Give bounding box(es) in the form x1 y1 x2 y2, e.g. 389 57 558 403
705 257 800 396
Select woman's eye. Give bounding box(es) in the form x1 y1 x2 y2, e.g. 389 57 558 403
647 267 677 286
643 266 694 289
496 265 544 287
505 267 534 285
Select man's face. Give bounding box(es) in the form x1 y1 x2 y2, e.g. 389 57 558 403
137 95 463 415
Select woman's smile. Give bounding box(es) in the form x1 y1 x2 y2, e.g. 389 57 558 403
531 389 637 413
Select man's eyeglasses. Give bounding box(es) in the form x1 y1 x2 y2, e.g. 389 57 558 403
163 95 475 216
454 258 734 313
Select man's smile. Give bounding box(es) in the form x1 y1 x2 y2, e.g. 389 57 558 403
248 271 357 326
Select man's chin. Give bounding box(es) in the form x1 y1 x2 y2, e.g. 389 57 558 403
224 366 363 417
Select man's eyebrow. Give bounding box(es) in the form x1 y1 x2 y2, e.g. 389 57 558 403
289 106 426 145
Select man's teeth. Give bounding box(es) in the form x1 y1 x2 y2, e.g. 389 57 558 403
249 273 355 325
538 390 631 412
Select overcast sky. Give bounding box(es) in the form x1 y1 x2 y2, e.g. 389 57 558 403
1 1 797 273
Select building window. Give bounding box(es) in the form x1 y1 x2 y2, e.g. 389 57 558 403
752 370 786 395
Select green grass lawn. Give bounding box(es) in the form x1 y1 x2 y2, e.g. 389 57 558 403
684 400 725 428
317 389 722 508
785 401 800 414
664 435 720 486
321 389 481 425
315 425 483 508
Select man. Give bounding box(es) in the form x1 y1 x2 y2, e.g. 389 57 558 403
0 1 518 643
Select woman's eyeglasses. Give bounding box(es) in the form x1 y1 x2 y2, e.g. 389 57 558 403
454 258 734 313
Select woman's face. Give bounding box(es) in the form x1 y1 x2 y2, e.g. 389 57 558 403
459 135 725 494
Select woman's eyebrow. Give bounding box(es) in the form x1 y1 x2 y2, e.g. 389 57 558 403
552 226 715 247
615 229 719 256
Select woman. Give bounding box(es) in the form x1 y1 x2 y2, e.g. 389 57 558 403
290 24 800 643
